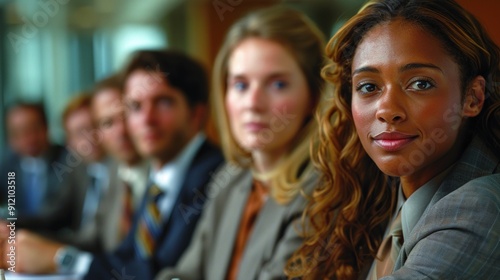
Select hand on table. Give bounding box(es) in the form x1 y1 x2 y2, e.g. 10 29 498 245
0 220 10 270
1 229 62 274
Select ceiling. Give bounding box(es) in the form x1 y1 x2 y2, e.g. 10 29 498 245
2 0 365 29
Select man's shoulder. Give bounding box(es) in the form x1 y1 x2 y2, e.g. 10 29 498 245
0 149 21 165
189 139 224 169
194 139 223 158
422 173 500 227
46 144 69 161
447 173 500 203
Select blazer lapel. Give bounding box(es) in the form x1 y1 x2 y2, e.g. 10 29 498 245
156 140 220 243
211 171 253 280
395 137 500 269
431 136 499 205
238 197 288 280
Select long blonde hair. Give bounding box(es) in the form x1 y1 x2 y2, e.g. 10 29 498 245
287 0 500 279
211 6 325 204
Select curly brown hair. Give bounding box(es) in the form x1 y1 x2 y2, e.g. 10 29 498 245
286 0 500 279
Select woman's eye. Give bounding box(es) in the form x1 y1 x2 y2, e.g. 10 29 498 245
158 97 174 108
356 83 377 94
272 80 287 90
409 80 434 90
234 81 248 91
100 119 113 129
126 101 140 112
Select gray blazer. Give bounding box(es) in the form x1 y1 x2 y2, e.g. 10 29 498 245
155 163 318 280
384 137 500 279
55 158 132 252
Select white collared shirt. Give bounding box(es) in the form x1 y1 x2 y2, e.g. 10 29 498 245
149 133 206 221
401 164 455 240
367 165 455 278
117 160 150 208
80 162 109 228
67 133 207 275
20 156 48 212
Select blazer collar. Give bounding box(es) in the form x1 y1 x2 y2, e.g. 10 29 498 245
238 193 289 279
155 138 223 247
396 136 500 269
431 136 499 205
212 169 253 280
239 170 318 279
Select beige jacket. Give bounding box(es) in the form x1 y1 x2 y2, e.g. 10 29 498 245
155 163 318 280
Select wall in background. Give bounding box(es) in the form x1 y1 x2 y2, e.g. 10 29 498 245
456 0 500 45
0 0 497 157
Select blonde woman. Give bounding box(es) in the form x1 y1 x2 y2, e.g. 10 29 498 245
156 6 324 280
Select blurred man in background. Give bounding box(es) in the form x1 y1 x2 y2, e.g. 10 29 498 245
56 92 112 252
0 78 152 274
0 102 71 232
83 50 224 279
0 50 224 279
91 74 149 247
92 74 148 215
21 89 139 252
63 93 106 167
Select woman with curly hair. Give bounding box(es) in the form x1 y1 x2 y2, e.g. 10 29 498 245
287 0 500 279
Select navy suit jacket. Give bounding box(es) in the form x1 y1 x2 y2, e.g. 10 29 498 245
84 139 224 280
0 144 73 232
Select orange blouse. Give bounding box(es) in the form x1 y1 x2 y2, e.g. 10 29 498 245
226 180 269 280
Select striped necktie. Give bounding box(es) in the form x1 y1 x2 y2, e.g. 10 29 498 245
135 184 164 259
370 210 403 279
119 181 134 240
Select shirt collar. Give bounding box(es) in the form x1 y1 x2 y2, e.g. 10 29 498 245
151 133 206 193
118 159 149 186
87 162 107 178
401 164 455 239
86 161 110 192
20 156 46 172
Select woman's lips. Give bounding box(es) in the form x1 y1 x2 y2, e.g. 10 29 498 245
244 122 268 132
372 132 418 152
142 133 160 142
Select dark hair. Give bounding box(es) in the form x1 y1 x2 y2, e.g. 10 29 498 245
62 93 93 128
94 74 123 94
7 102 48 127
122 50 209 107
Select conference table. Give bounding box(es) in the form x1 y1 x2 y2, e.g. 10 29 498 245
4 273 83 280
